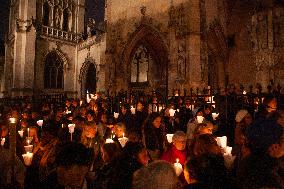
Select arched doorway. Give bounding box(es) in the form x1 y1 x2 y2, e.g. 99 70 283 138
85 63 97 94
79 60 97 97
122 25 169 96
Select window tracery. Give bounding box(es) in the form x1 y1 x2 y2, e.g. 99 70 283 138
44 52 64 89
131 45 151 83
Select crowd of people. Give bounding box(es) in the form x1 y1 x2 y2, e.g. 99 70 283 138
0 94 283 189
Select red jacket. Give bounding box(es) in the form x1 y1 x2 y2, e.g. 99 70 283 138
161 145 187 165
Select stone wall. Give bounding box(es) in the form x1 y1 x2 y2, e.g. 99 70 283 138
105 0 204 96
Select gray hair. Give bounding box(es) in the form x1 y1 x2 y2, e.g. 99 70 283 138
133 160 180 189
172 131 186 143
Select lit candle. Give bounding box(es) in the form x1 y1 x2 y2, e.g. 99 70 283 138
9 117 16 124
123 132 125 138
68 124 75 141
27 128 30 138
18 130 24 138
37 120 43 127
80 100 83 106
1 138 5 146
169 108 176 117
130 106 136 114
216 136 227 148
22 152 33 166
243 91 247 95
173 158 183 176
166 134 174 143
196 116 204 123
212 113 219 120
114 112 119 119
106 138 114 143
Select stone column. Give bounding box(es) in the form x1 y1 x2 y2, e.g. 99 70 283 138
11 0 36 96
188 0 202 88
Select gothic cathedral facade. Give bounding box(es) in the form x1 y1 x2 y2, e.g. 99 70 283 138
2 0 284 98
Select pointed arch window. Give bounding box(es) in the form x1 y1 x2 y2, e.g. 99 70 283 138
131 45 150 83
63 8 70 31
44 52 64 89
43 1 50 26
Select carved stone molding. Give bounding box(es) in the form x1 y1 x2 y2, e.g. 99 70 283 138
16 19 33 33
168 3 190 38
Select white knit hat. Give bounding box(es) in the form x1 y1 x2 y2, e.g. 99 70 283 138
235 109 248 123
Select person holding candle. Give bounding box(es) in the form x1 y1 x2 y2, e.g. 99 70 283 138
41 142 93 189
232 109 253 171
161 131 187 184
117 104 134 134
133 101 148 139
143 112 166 160
186 107 204 145
188 134 222 159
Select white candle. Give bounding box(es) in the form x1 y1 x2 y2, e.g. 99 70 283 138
173 158 183 176
169 108 176 117
224 146 232 155
130 106 136 114
243 91 247 95
196 116 204 123
18 130 24 138
118 137 128 147
37 120 43 127
22 152 33 166
166 134 174 143
1 138 5 146
212 113 219 120
9 117 16 124
80 100 83 106
106 138 114 143
68 124 75 141
217 136 227 148
114 112 119 119
27 128 30 137
123 132 125 138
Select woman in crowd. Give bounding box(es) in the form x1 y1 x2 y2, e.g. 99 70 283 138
186 108 204 145
232 109 253 172
90 142 122 189
183 154 233 189
41 142 93 189
188 134 222 159
143 112 166 160
110 142 150 189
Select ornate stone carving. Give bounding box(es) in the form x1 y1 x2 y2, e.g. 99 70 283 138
16 19 33 32
176 40 186 81
273 8 284 47
168 3 189 38
87 18 96 37
257 13 268 49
